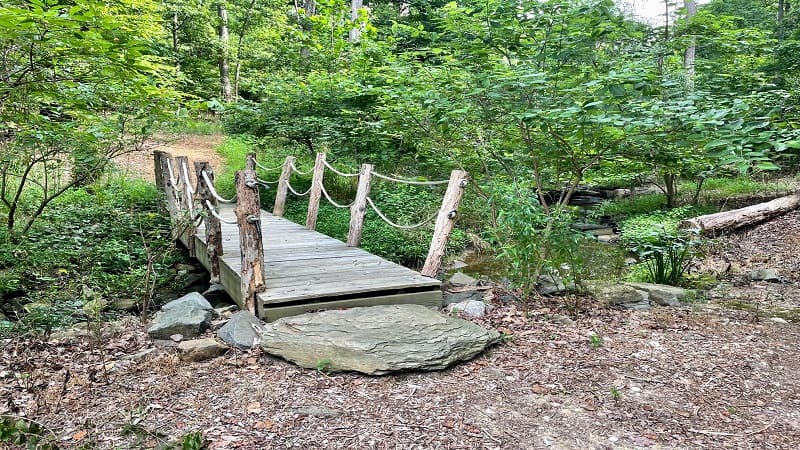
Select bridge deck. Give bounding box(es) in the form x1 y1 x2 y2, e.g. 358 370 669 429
188 204 442 321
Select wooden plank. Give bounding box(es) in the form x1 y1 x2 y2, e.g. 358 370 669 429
260 291 442 322
347 163 373 247
260 275 440 304
421 170 468 277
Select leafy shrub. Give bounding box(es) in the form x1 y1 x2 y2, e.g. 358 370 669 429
617 205 711 252
636 229 699 286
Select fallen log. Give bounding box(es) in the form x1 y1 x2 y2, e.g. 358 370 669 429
680 192 800 235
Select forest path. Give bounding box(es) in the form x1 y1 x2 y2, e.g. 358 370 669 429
113 133 225 183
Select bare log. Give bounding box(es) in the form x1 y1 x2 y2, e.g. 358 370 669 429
235 169 266 316
273 156 295 217
175 156 196 257
421 170 468 278
153 150 166 192
195 161 223 284
305 152 326 230
680 193 800 235
347 163 374 247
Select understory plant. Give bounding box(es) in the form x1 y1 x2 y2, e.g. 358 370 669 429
634 228 700 286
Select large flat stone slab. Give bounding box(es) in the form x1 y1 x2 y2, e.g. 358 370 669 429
259 304 500 375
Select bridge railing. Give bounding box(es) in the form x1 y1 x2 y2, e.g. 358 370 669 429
153 150 467 316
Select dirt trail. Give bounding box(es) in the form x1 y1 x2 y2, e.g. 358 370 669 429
113 133 225 183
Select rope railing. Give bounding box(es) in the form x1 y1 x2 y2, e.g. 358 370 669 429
253 159 283 172
204 200 237 225
369 170 450 186
181 159 196 196
201 170 237 204
290 161 312 176
323 160 359 178
286 180 312 197
319 182 354 209
366 197 439 230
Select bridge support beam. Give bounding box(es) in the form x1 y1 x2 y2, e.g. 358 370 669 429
421 170 468 278
235 169 266 316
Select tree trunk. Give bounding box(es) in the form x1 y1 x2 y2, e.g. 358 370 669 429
683 0 697 91
664 173 678 208
217 3 232 102
349 0 363 43
300 0 316 59
680 193 800 235
233 0 258 100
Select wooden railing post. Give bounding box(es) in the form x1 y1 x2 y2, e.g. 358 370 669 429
347 163 374 247
421 170 468 278
273 156 295 217
195 161 223 284
245 152 256 170
175 155 197 257
305 152 326 230
235 169 266 316
157 152 181 237
153 150 166 192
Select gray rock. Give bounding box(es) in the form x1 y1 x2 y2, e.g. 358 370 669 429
291 406 342 418
537 274 567 296
451 260 468 270
110 298 138 311
624 257 638 266
749 269 780 282
177 338 228 362
162 292 214 312
582 281 651 310
170 334 184 342
547 314 576 326
499 293 518 304
448 300 490 318
218 311 265 350
123 348 159 361
625 282 690 307
442 290 483 306
176 263 202 273
586 227 615 236
203 283 232 305
447 272 478 287
259 304 500 375
147 293 217 340
597 234 620 243
769 317 789 324
214 305 239 317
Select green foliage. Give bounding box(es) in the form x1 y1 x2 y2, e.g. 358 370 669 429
0 416 58 449
637 231 699 286
0 176 179 334
494 189 589 298
617 206 711 252
588 334 603 349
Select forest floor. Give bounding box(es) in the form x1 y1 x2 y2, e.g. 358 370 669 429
2 139 799 449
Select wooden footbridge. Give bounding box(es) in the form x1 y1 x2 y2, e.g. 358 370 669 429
153 151 467 321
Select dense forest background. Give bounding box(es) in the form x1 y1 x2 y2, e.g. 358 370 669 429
2 0 800 324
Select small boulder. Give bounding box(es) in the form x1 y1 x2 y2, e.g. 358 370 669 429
582 281 651 310
259 304 500 375
447 272 478 288
110 298 138 312
203 283 232 305
177 338 228 362
442 290 483 306
769 317 789 324
448 300 490 318
749 269 780 282
147 293 217 340
451 260 468 270
218 311 265 350
537 273 567 296
547 314 576 326
625 282 690 307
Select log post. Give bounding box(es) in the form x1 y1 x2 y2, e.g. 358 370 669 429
347 163 374 247
158 152 181 237
175 156 197 257
153 150 166 192
235 169 266 316
305 152 326 230
195 161 223 284
421 170 469 278
273 156 295 217
245 152 256 171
